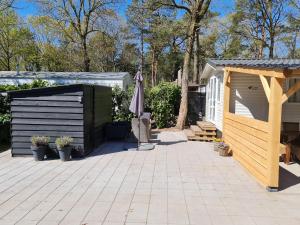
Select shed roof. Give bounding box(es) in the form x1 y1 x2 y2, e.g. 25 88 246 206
207 59 300 70
0 71 129 80
7 84 111 98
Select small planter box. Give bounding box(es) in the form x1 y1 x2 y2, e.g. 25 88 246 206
219 145 230 156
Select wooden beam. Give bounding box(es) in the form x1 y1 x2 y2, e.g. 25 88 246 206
281 80 300 104
259 75 270 102
226 67 286 78
285 69 300 77
223 70 231 143
267 77 284 189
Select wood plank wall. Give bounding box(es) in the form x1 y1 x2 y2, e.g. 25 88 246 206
223 112 270 186
11 89 84 155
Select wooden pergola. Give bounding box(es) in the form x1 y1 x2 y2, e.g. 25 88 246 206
223 66 300 190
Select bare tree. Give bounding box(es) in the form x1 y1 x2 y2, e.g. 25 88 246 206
36 0 115 72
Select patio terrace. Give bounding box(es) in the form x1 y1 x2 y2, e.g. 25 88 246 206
0 131 299 225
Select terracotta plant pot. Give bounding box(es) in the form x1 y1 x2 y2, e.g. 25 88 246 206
31 145 47 161
58 146 72 161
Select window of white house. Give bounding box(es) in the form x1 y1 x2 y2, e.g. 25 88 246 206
288 79 300 103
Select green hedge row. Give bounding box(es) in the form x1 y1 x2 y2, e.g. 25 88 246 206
0 80 50 143
112 82 181 128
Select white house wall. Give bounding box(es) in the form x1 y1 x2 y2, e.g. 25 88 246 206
229 73 269 122
282 80 300 126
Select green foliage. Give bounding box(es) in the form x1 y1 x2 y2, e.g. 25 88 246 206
0 80 50 143
112 82 180 129
0 10 40 71
0 114 10 124
55 136 73 149
149 82 181 128
112 86 134 122
0 79 50 115
31 136 50 146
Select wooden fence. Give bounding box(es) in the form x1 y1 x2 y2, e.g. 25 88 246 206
223 112 270 187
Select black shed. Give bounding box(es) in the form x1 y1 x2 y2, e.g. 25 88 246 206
8 84 112 156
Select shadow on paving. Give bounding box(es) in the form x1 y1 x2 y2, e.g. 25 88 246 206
279 165 300 191
0 143 9 153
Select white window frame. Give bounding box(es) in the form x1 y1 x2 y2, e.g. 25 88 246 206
208 76 221 123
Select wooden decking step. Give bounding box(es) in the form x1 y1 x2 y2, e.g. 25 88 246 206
184 129 214 142
190 125 216 136
196 121 216 131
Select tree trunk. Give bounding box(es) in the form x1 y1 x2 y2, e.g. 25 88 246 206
154 58 158 85
269 34 274 59
82 39 90 72
193 32 200 84
176 20 196 129
151 50 155 87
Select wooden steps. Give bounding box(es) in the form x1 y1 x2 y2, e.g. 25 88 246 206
185 121 217 142
196 121 216 131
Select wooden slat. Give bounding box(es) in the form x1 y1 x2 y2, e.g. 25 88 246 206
226 135 268 175
190 125 216 136
233 147 268 187
12 119 83 126
11 100 82 107
196 121 216 131
225 112 269 133
14 95 81 102
12 136 83 143
224 122 268 151
225 116 269 141
224 127 267 161
11 106 83 114
12 141 84 148
12 112 83 120
12 131 84 137
12 124 84 131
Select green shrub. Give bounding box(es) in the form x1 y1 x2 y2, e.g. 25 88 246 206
0 79 51 144
149 82 181 128
112 82 180 128
112 86 134 122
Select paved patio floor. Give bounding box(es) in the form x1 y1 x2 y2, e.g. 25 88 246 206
0 131 300 225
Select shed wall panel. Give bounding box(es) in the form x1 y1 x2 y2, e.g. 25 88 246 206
10 88 84 156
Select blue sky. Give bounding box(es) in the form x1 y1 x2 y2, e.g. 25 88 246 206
15 0 235 20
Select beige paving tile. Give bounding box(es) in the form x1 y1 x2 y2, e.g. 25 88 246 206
0 131 299 225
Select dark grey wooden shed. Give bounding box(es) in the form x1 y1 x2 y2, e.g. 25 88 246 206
8 84 112 156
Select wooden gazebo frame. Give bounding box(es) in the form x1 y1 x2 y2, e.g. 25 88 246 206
223 66 300 190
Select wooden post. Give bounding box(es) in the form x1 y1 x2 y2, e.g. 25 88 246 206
267 77 283 190
223 69 231 141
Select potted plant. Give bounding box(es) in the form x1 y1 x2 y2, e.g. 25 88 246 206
55 136 73 161
213 138 222 151
218 142 230 156
31 136 50 161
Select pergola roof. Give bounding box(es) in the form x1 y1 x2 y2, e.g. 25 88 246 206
208 59 300 70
